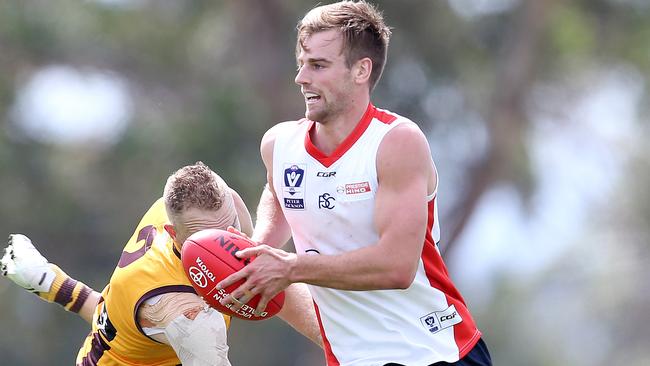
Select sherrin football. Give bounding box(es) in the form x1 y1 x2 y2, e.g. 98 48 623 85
181 228 285 320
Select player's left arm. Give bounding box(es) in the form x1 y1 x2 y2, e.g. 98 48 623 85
1 234 102 324
230 188 254 237
219 123 433 313
293 122 432 289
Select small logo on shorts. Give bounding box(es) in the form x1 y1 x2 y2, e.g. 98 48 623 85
420 305 462 334
424 315 439 333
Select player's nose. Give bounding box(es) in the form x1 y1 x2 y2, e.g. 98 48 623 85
295 66 310 86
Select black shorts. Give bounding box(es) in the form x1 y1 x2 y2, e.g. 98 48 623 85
383 338 492 366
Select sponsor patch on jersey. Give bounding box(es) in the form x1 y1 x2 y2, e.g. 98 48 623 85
420 304 462 334
283 164 306 209
335 179 374 202
344 181 371 194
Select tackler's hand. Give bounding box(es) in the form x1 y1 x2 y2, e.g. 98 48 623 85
1 234 56 293
226 226 248 239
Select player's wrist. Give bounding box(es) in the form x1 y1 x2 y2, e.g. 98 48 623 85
286 252 301 284
39 264 93 313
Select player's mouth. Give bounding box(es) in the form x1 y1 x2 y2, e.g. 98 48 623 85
304 91 321 104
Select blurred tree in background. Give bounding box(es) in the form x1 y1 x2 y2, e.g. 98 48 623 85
1 0 649 365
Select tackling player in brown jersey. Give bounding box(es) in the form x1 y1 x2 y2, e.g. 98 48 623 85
1 162 321 365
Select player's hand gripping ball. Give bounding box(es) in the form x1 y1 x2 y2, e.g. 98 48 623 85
181 229 284 320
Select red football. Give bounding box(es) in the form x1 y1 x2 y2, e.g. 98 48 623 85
181 228 285 320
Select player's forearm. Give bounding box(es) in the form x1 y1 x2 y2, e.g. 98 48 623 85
78 290 102 324
39 265 100 322
251 185 292 248
289 241 419 291
277 283 322 348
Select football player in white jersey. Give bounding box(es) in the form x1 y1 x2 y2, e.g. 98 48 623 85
219 2 492 366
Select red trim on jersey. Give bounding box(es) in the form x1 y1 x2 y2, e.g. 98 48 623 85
305 103 386 168
314 302 340 366
421 198 482 359
373 106 398 124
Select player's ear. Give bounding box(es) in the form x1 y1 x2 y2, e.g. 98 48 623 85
164 224 177 239
353 57 372 85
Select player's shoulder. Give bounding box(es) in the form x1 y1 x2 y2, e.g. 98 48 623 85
130 197 166 230
138 197 168 223
263 120 306 140
371 106 421 131
260 119 308 152
383 114 426 143
377 112 430 162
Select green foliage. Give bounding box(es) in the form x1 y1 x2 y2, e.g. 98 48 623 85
1 0 649 365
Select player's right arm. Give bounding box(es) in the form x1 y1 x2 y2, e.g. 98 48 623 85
251 123 293 248
1 234 101 324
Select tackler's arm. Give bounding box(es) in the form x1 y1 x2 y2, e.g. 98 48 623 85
1 234 101 323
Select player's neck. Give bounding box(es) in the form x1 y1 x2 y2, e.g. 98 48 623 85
312 96 370 155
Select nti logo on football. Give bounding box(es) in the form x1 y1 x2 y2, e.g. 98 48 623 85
283 164 306 209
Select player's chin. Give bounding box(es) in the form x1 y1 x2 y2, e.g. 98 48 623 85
305 108 325 123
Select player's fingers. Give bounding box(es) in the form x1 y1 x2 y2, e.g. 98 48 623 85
234 245 268 259
220 292 244 312
216 267 248 291
220 286 251 311
254 295 271 317
231 286 257 305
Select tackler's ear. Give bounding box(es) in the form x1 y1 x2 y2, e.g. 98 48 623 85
164 224 177 239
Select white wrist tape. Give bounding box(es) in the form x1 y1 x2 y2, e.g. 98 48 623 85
164 308 232 366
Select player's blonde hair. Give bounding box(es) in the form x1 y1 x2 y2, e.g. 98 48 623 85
296 0 391 91
163 162 226 215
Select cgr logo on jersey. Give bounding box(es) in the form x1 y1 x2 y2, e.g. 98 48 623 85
318 193 335 209
419 305 462 334
317 171 336 177
283 164 306 209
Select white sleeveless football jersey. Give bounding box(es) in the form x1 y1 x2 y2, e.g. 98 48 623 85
272 104 481 366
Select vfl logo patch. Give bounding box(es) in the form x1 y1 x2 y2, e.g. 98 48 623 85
283 164 306 209
420 305 462 334
284 165 304 193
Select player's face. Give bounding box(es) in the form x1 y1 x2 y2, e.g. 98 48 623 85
171 206 238 247
295 29 355 124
